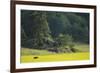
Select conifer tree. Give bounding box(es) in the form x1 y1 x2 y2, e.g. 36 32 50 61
32 11 53 49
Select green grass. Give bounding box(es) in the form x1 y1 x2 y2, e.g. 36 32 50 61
74 44 89 52
21 44 90 63
21 48 55 56
21 52 90 63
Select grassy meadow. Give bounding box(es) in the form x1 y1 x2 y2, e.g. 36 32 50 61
21 44 90 63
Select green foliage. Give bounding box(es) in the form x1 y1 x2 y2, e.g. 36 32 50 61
56 34 73 47
21 10 89 52
69 43 75 49
63 13 89 43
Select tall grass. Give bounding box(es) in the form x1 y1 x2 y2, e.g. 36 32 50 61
21 48 55 56
74 44 89 52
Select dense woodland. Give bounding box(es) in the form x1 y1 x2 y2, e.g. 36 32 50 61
21 10 89 53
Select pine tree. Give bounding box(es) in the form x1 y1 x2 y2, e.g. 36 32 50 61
32 11 53 49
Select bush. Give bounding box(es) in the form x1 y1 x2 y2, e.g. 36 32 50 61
56 34 73 47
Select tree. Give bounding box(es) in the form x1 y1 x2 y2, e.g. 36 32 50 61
32 11 53 49
21 10 89 49
56 34 73 47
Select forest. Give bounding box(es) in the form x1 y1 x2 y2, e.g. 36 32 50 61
21 10 89 54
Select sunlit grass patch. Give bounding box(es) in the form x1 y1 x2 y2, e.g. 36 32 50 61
21 52 89 63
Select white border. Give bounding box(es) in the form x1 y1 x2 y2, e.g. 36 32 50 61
16 4 94 69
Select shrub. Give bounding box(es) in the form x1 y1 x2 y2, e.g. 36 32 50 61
56 34 73 47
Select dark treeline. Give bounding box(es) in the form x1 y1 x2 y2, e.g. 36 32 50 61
21 10 89 50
